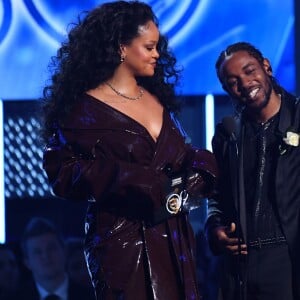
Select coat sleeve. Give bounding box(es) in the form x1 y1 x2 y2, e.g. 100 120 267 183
187 147 219 196
205 124 232 239
167 112 219 198
43 129 164 203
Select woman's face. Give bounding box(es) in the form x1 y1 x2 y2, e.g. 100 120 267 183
121 20 160 77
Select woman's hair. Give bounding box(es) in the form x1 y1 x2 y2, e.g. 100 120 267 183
41 1 181 141
215 41 282 95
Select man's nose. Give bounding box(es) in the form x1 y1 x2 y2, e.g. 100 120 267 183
238 76 251 92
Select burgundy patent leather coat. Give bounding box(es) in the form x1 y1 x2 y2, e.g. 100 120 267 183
43 94 218 300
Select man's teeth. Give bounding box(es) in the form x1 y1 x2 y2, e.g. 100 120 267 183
249 88 259 99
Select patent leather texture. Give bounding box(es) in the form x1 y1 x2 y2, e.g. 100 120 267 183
43 94 218 299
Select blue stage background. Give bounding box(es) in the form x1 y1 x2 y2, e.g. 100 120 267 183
0 0 295 100
0 3 297 293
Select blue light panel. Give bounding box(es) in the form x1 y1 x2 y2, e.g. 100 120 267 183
0 0 295 99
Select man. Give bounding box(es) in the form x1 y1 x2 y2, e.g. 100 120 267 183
17 217 95 300
205 42 300 300
0 243 20 299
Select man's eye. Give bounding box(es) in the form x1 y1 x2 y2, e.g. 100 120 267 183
227 81 237 87
246 68 255 75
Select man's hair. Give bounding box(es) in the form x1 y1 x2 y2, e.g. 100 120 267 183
215 42 265 85
21 217 64 256
215 41 282 95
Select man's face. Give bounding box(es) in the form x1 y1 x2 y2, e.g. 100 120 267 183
24 233 66 281
219 50 273 112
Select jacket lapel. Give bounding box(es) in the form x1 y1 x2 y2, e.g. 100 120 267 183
227 119 247 243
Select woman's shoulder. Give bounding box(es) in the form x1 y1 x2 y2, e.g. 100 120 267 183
63 93 108 129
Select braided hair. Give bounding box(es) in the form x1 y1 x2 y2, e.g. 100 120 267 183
215 42 282 95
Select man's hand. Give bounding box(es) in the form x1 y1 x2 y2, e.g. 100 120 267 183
211 222 247 255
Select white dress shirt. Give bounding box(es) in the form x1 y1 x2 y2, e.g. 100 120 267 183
36 276 69 300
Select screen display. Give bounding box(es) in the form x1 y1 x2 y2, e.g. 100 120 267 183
0 0 295 99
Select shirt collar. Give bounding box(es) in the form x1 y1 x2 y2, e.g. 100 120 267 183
36 275 69 300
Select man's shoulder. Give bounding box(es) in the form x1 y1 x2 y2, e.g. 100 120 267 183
13 279 39 300
282 90 300 108
280 91 300 129
213 115 240 144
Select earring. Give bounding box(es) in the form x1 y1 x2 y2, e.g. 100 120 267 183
120 55 125 62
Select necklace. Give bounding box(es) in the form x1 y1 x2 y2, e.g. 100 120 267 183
105 82 144 101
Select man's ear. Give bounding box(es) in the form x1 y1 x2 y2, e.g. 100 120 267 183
222 83 229 94
263 58 272 75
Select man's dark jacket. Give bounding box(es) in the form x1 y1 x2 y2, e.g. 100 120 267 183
206 90 300 299
13 278 95 300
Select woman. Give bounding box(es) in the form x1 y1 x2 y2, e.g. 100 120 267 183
42 1 218 299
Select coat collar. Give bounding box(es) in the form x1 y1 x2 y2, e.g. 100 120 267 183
238 89 297 137
277 90 298 135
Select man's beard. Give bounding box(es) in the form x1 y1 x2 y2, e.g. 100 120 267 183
246 79 273 113
256 83 272 111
